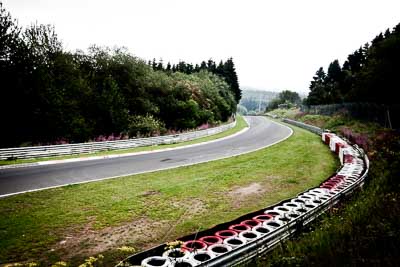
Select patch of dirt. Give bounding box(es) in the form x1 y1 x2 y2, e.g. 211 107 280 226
171 198 208 220
52 217 171 260
141 190 161 197
173 198 206 213
228 182 268 208
230 182 264 196
159 198 207 242
51 198 208 262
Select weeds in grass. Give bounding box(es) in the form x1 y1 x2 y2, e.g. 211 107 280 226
78 255 104 267
116 246 136 254
165 240 184 251
51 262 68 267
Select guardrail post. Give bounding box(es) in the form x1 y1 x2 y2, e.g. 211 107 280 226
0 120 237 160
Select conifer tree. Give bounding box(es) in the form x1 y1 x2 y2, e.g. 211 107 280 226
166 62 171 72
200 61 207 70
223 58 241 102
326 59 343 102
306 67 327 105
156 59 163 71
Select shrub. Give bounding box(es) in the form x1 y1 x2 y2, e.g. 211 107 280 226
128 114 166 137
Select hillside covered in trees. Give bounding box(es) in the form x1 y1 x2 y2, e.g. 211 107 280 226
266 90 302 111
305 22 400 105
238 89 278 114
0 3 240 148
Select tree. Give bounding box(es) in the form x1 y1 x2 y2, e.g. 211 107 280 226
351 25 400 104
305 22 400 106
306 67 327 105
14 23 65 144
372 32 384 46
325 59 343 103
128 114 165 137
166 62 171 72
156 59 163 71
266 90 301 111
326 60 342 83
346 47 367 73
0 4 240 147
0 2 25 147
266 98 283 111
200 61 207 70
279 90 301 104
0 2 21 62
222 58 241 102
207 59 216 73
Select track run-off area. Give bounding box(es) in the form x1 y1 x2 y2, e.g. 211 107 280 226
0 116 291 197
0 117 339 265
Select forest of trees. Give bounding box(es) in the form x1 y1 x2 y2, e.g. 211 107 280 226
148 58 241 103
239 89 278 115
305 22 400 105
266 90 301 111
0 3 240 148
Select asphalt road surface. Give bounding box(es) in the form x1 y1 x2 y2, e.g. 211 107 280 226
0 116 292 197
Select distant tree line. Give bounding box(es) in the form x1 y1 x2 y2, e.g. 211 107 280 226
266 90 301 111
305 22 400 105
239 90 278 115
0 3 240 148
148 58 241 103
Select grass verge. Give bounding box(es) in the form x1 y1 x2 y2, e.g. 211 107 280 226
267 108 300 119
0 121 338 266
0 116 247 166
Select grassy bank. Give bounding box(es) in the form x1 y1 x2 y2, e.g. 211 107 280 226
0 116 247 166
255 112 400 266
0 121 338 266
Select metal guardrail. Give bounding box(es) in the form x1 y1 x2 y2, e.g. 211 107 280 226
282 118 323 135
0 121 236 160
201 152 369 267
119 120 369 267
198 124 368 267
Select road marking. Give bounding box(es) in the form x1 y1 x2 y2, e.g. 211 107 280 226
0 118 293 198
0 126 249 170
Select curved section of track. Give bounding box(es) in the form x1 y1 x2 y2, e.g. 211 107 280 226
0 116 292 197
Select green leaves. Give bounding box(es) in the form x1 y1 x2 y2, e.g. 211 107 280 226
0 4 238 147
305 22 400 106
128 114 166 137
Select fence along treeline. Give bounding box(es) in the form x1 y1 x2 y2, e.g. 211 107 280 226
0 3 240 148
305 22 400 105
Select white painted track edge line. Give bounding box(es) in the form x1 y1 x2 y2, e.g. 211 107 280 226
0 123 250 170
0 117 292 198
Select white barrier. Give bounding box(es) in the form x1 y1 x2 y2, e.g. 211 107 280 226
282 118 323 135
0 121 236 160
124 121 369 267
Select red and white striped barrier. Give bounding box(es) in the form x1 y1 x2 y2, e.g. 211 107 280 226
121 129 368 267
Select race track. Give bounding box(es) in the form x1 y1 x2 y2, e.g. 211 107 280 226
0 116 292 197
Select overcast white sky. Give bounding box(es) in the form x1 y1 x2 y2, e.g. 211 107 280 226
3 0 400 93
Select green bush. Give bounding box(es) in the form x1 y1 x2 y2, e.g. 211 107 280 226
0 4 239 147
127 114 166 137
